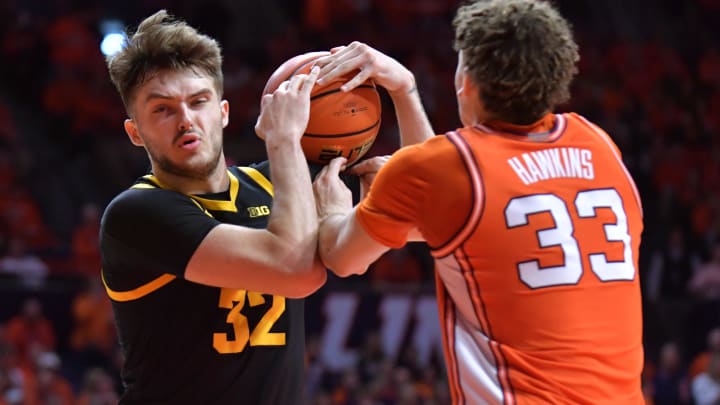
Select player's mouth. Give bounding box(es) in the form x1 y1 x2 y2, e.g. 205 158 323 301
177 133 201 150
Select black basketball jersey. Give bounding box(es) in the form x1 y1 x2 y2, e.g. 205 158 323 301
100 163 305 405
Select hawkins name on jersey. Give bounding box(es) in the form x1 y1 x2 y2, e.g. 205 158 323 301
507 147 595 185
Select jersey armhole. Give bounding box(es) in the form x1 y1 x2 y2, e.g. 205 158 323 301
431 131 486 258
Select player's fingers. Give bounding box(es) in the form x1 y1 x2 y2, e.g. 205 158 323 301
313 49 342 69
273 79 290 94
287 73 305 93
300 66 320 96
348 155 389 175
340 67 371 92
325 157 348 178
259 93 272 110
317 48 363 85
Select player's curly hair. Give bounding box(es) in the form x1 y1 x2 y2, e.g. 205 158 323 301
453 0 579 124
106 10 223 114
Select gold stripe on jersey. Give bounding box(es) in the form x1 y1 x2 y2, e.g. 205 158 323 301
238 166 274 197
102 270 177 302
189 171 240 212
130 183 156 189
139 174 163 188
131 176 215 217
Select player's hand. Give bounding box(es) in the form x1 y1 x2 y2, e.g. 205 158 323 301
313 157 353 220
347 155 390 200
314 42 415 95
255 66 320 144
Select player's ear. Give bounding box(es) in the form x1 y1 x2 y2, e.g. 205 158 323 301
220 100 229 128
459 72 479 101
124 119 144 146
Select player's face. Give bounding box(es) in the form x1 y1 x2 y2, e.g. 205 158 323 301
124 69 229 180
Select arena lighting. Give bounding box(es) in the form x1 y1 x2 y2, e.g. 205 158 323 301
99 19 126 57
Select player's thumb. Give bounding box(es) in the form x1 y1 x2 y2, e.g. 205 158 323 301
326 157 347 176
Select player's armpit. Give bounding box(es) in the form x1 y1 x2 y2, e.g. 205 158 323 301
407 227 425 242
185 224 327 298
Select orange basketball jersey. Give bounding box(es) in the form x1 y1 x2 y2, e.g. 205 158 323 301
356 113 645 404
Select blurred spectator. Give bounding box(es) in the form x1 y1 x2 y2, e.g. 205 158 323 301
651 341 691 405
0 102 16 142
373 364 418 405
356 332 385 384
31 351 73 405
699 48 720 88
687 239 720 355
3 298 55 370
368 248 423 290
647 226 700 301
689 239 720 300
0 342 36 405
0 151 15 207
413 366 439 403
69 276 116 356
690 328 720 380
0 238 48 288
0 222 8 260
304 334 325 402
691 352 720 405
74 368 118 405
330 368 362 404
70 203 102 277
0 188 56 252
45 12 98 71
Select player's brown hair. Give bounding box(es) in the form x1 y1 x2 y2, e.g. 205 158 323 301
106 10 224 114
453 0 579 124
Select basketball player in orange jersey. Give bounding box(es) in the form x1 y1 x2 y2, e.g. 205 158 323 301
313 0 645 403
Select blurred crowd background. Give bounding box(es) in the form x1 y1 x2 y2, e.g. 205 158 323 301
1 0 720 404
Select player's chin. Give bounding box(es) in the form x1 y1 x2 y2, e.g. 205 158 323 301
177 156 221 178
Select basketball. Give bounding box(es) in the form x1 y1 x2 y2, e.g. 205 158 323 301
261 51 381 166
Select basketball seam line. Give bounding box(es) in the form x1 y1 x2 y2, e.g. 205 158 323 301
304 119 381 138
310 84 376 101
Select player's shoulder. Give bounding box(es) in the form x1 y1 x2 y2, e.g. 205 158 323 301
242 160 271 179
563 112 610 136
369 134 465 190
387 133 461 170
102 180 195 229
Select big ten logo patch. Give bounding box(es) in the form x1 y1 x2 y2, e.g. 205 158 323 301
317 137 376 163
247 205 270 218
312 292 444 372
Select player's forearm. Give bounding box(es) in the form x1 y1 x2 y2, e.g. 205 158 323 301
388 83 434 147
265 139 319 266
318 213 366 277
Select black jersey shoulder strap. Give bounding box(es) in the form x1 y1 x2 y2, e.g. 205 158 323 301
237 166 274 197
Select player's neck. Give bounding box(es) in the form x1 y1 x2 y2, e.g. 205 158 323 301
152 160 230 195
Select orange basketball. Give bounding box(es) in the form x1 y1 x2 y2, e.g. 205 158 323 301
262 51 381 165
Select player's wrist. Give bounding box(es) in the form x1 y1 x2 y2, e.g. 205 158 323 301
387 74 418 100
265 135 303 151
318 211 349 225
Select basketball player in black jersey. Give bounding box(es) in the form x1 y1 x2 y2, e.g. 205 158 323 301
101 9 432 405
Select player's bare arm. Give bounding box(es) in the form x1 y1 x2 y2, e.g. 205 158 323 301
314 157 390 277
186 69 327 298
